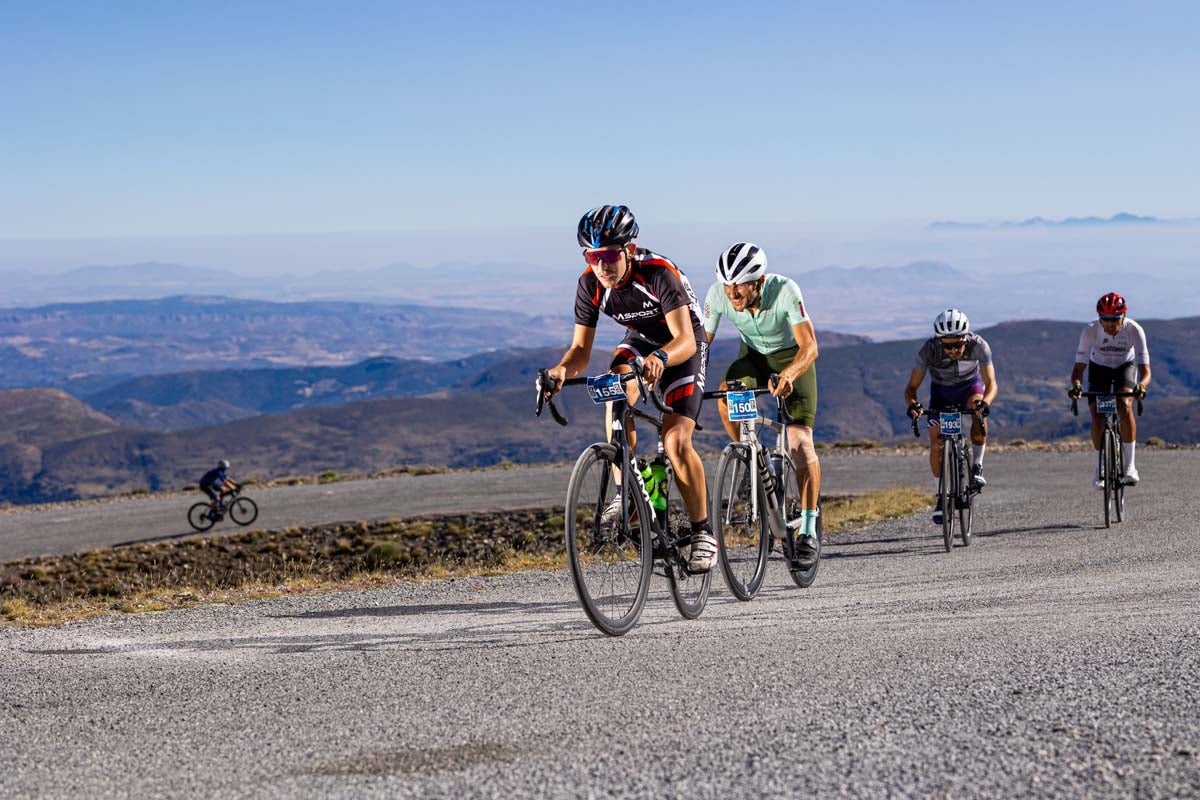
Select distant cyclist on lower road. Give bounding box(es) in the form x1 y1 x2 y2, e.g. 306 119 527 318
1067 292 1151 487
542 205 717 573
904 309 998 524
198 459 237 514
703 242 820 564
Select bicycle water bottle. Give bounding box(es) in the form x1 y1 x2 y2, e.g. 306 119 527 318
640 458 669 512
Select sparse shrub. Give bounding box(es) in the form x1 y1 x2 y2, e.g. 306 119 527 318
1145 436 1165 447
318 470 339 484
364 541 409 569
1009 439 1027 447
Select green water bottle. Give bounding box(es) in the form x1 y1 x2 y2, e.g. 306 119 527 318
640 458 669 511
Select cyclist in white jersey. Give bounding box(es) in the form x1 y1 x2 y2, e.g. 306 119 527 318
1067 292 1151 487
703 242 820 565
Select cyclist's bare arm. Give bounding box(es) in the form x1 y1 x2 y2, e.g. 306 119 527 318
979 363 998 405
1070 361 1087 387
904 367 926 411
643 306 697 385
548 324 597 388
772 321 818 398
1137 363 1152 389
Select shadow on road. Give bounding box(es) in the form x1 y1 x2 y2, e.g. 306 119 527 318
112 530 207 547
974 523 1085 538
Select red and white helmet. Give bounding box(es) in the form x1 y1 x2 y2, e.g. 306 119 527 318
933 308 970 336
1096 292 1127 318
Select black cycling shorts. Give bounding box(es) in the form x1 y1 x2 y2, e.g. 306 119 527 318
609 334 708 421
1087 361 1136 394
200 484 220 501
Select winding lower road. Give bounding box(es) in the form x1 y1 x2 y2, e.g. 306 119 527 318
2 448 1198 798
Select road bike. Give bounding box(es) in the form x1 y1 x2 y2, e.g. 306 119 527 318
187 485 259 532
1072 391 1143 528
706 378 821 600
536 361 711 636
913 405 981 552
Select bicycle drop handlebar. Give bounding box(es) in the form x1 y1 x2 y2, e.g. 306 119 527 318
1071 391 1143 417
535 357 672 427
702 374 797 425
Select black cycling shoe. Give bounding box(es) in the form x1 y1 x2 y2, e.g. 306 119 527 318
970 463 987 489
932 499 944 525
792 534 818 568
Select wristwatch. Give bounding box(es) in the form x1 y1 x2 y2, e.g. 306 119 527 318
650 349 669 367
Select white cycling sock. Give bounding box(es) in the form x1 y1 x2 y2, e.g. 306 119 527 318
972 443 986 467
801 509 819 536
933 477 941 497
1122 441 1136 470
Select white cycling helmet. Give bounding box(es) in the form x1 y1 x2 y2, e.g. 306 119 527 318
933 308 970 336
715 242 767 285
218 459 230 470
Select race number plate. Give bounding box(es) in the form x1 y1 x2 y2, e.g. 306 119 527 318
939 412 962 435
726 391 759 421
1096 395 1117 414
586 374 625 404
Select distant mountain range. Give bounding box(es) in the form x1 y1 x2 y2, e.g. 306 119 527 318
2 318 1196 505
0 295 574 391
928 212 1197 231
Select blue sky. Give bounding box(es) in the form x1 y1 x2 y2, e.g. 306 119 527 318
2 0 1198 241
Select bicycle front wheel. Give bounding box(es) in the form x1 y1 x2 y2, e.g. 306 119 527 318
783 456 821 588
187 502 216 532
958 443 973 546
1102 433 1115 528
713 443 769 600
230 496 259 526
565 443 653 637
941 443 956 552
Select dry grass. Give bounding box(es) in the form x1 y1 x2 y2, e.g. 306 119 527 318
1 489 929 627
820 487 932 533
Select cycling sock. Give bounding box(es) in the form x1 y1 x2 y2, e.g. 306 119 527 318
933 477 941 497
1122 441 1136 470
972 443 986 467
801 509 818 537
690 518 711 534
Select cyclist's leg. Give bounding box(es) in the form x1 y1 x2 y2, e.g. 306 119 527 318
1086 362 1119 486
202 484 220 511
767 348 820 531
1113 362 1139 481
660 347 717 571
965 378 987 486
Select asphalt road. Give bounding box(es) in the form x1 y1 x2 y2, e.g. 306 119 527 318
2 448 1198 798
0 450 928 562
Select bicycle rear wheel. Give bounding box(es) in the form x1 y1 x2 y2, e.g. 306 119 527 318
712 443 769 600
565 443 653 636
187 502 216 532
230 496 259 526
783 456 821 588
941 443 956 552
665 499 712 619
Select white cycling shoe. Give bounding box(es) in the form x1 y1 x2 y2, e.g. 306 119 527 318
687 532 718 573
1121 466 1140 486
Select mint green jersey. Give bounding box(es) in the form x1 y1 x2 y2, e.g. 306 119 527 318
703 274 811 355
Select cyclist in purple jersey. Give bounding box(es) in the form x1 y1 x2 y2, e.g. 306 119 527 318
542 205 716 573
904 309 999 524
1067 292 1152 487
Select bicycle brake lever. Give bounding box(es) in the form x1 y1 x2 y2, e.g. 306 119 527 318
1071 399 1078 417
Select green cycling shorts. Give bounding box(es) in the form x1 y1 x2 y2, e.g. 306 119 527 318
723 342 817 428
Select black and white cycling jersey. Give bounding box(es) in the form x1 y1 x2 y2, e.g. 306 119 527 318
1075 318 1149 368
